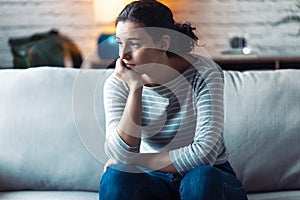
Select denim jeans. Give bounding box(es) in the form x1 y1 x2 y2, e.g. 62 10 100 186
99 161 248 200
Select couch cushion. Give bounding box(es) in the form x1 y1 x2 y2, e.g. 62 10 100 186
0 67 112 191
247 190 300 200
223 69 300 193
1 67 300 195
0 191 98 200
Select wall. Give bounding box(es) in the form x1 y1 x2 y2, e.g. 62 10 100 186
0 0 100 68
171 0 300 59
0 0 299 68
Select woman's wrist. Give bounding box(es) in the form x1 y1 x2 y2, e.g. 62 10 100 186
128 79 143 91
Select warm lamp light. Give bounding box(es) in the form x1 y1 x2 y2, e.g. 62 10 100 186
93 0 132 24
93 0 174 24
93 1 133 63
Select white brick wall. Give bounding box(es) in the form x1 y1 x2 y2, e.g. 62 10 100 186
0 0 101 68
176 0 300 58
0 0 299 68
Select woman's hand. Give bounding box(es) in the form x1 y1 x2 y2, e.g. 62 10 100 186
104 158 116 172
114 58 143 90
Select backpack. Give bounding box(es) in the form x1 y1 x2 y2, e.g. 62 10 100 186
8 29 83 69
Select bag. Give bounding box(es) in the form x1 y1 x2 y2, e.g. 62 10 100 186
8 29 83 69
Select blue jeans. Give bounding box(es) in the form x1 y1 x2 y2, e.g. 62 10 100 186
99 162 248 200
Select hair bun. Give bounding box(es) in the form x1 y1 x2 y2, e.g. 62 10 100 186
175 22 197 40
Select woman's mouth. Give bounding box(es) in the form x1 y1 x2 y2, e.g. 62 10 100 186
125 63 135 69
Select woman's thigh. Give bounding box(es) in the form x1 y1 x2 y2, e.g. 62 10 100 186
99 164 180 200
180 162 248 200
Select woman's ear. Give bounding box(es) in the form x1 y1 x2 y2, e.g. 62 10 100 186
159 35 170 51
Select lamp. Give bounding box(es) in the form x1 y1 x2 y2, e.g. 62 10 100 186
93 0 132 26
93 0 173 25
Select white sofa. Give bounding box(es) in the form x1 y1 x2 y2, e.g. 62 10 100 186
0 67 300 200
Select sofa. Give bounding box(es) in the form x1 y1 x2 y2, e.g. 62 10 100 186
0 66 299 200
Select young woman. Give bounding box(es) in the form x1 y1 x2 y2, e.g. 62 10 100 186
99 1 248 199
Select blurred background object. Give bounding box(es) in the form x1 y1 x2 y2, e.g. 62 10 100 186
8 29 83 69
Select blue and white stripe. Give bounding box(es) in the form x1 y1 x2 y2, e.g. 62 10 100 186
104 55 228 175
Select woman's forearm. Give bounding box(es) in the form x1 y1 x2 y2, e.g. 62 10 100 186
117 86 143 147
136 152 179 173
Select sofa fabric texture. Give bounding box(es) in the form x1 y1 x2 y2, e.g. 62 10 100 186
0 67 299 200
224 70 300 193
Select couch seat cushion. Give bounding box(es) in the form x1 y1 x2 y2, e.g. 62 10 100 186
247 190 300 200
0 191 98 200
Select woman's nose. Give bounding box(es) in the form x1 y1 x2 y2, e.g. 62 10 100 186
119 45 131 60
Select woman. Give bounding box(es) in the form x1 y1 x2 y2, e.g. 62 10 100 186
100 1 248 199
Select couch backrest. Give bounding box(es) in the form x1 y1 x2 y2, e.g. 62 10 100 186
0 67 299 193
223 69 300 193
0 67 111 192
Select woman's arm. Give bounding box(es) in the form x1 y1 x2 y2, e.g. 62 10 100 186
135 152 179 173
116 86 142 147
104 152 179 173
137 64 225 175
114 58 144 147
104 58 144 164
168 65 226 175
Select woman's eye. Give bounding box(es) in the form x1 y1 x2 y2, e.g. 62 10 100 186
129 42 141 48
117 41 123 47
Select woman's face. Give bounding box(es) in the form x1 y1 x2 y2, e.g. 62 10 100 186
116 21 164 70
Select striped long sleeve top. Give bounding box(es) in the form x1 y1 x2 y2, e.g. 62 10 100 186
103 54 228 175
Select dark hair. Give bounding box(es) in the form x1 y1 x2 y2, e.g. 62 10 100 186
116 0 199 56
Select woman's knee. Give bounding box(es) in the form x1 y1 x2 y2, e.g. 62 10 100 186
180 166 224 199
99 164 140 199
183 165 223 187
180 165 247 200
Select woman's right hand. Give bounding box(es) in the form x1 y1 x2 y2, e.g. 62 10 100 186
114 58 143 90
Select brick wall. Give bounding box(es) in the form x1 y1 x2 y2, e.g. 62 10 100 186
0 0 100 68
171 0 300 59
0 0 299 68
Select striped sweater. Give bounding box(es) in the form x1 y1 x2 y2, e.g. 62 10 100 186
103 55 228 175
